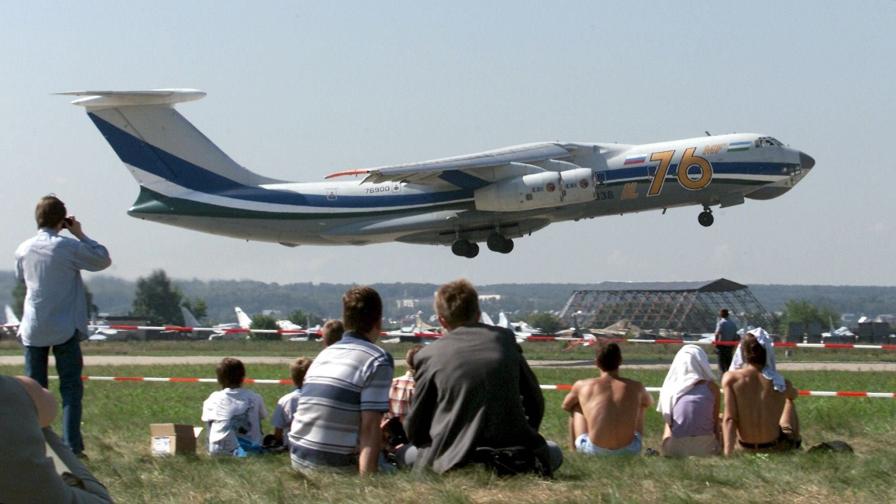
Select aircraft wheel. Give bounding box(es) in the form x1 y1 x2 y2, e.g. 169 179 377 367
487 233 506 252
498 238 514 254
451 240 469 257
464 241 480 258
698 210 714 227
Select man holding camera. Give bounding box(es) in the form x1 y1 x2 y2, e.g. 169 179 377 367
15 195 111 457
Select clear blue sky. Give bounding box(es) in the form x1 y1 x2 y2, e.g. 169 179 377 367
2 1 894 285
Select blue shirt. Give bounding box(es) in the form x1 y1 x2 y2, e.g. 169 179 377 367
15 228 111 347
715 318 739 342
289 332 393 469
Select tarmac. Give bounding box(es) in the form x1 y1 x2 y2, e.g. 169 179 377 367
0 355 894 371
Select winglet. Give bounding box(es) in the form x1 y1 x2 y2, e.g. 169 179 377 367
58 89 206 109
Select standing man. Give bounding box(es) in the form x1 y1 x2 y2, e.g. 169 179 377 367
405 279 562 475
289 287 394 475
15 196 112 457
714 308 739 374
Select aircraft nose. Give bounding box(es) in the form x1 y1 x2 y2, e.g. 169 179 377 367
799 151 815 170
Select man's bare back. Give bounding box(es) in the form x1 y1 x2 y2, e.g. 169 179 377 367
563 374 651 450
722 366 799 455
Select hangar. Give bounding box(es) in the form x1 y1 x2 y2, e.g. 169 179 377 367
559 278 771 334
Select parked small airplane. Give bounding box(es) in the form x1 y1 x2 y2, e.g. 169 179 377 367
497 312 544 342
64 89 814 258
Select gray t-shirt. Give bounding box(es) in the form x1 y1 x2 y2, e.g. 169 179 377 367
715 318 739 342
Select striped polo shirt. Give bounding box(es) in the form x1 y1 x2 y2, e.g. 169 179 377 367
289 332 394 469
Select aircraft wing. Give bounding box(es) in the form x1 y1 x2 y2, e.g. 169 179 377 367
359 142 574 187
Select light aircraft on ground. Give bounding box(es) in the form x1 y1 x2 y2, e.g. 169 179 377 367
64 89 815 258
497 312 544 342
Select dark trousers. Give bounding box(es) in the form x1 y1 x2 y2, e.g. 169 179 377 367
24 333 84 454
717 346 734 374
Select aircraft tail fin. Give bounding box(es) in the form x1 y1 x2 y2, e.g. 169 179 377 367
235 307 253 329
479 312 494 326
180 306 201 327
497 312 511 330
62 89 282 197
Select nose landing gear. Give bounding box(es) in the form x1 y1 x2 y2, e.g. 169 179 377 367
698 207 714 227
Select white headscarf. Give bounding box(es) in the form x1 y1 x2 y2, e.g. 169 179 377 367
729 327 786 392
657 344 716 424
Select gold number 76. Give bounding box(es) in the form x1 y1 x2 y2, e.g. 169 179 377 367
646 148 713 197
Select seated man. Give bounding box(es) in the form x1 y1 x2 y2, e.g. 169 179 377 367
0 374 112 503
405 279 562 476
562 342 652 456
722 329 800 455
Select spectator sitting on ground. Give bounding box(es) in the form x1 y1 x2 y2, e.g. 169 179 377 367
657 345 721 457
562 342 652 456
201 358 268 456
271 357 312 447
404 279 562 475
289 287 394 475
387 345 423 423
722 328 801 455
321 319 344 347
0 374 112 503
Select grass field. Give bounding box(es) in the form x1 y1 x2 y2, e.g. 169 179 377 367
2 339 894 364
1 360 894 503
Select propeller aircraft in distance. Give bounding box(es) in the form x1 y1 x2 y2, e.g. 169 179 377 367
64 89 814 258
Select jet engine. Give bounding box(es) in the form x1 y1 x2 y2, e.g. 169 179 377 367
474 168 595 212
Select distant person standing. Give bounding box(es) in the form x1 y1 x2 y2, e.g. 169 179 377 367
714 309 739 374
15 196 111 457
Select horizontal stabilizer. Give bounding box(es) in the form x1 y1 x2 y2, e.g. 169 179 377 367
59 89 205 109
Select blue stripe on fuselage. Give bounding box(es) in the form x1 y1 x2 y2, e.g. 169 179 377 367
88 113 473 209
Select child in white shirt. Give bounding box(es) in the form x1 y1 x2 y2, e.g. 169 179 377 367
271 357 312 447
201 358 268 456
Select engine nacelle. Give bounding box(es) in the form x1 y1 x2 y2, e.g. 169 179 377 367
474 168 595 212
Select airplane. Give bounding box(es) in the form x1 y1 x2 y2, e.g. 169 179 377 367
63 89 815 258
497 312 544 341
204 306 253 340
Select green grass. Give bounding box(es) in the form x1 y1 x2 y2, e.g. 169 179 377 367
2 339 894 364
1 362 894 503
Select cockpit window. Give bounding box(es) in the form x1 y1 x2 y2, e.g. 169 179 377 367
754 136 783 148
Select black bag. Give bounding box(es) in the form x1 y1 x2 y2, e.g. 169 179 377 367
471 445 550 477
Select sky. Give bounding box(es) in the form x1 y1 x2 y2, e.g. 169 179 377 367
1 1 894 286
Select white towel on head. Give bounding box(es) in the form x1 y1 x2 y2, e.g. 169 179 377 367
729 327 786 392
657 344 716 424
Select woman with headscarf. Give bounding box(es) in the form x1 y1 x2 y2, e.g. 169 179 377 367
657 345 721 456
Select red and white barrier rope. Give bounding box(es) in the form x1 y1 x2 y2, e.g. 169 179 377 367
48 375 896 398
85 324 893 350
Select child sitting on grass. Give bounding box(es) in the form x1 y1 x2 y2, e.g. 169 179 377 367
271 357 312 447
201 357 268 456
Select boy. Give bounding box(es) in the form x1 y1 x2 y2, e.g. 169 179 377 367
201 358 268 456
271 357 312 446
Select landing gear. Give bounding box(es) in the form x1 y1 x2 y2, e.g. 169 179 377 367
451 239 479 258
486 233 514 254
698 208 714 227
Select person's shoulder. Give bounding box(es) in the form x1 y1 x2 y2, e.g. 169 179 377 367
619 376 645 389
721 370 742 387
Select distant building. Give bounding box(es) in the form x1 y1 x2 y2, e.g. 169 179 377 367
478 294 502 302
559 278 771 334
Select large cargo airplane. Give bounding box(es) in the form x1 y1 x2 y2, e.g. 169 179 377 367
64 89 814 258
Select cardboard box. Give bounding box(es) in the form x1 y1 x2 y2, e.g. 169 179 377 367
150 423 197 456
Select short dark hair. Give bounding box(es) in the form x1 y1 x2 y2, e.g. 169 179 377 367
35 195 67 229
290 357 312 387
342 286 382 335
405 344 424 374
596 342 622 372
434 279 480 327
720 309 730 318
216 357 245 388
741 334 767 367
321 319 344 347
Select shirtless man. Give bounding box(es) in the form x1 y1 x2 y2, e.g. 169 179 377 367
722 334 800 455
561 343 652 455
